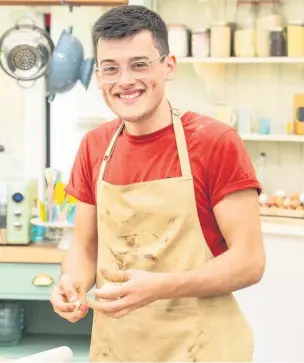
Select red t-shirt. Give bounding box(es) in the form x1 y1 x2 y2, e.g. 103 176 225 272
66 111 261 257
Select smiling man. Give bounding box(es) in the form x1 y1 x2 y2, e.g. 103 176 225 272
50 5 266 362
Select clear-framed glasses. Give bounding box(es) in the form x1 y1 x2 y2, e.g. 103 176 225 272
94 54 168 84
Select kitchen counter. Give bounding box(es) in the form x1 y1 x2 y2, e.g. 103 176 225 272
0 216 303 264
0 242 65 263
261 216 304 238
0 217 303 362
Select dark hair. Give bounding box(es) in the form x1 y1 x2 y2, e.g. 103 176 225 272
92 5 169 61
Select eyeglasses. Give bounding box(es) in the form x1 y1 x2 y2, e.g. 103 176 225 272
94 54 168 84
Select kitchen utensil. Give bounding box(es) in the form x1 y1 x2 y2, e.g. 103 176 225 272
237 107 255 134
0 17 54 88
54 181 65 205
46 25 94 102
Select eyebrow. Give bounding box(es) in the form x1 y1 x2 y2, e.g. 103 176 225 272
99 56 150 65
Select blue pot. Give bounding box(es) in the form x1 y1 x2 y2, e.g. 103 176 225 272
46 26 94 102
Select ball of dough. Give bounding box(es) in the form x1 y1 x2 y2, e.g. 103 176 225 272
73 300 81 312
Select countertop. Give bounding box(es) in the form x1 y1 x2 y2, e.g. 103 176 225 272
0 242 65 264
261 216 304 237
0 217 303 264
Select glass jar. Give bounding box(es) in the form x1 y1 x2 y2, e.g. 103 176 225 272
234 0 257 57
287 21 304 57
210 22 231 57
269 27 286 56
191 29 210 58
256 0 284 57
167 24 191 58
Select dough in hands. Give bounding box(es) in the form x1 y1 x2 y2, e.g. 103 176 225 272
73 300 81 312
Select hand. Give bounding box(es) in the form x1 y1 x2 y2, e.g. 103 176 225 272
88 269 165 319
50 274 89 323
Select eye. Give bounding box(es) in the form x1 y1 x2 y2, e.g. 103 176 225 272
131 62 149 71
103 66 119 75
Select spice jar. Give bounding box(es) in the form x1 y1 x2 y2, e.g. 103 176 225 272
191 29 210 57
234 0 257 57
270 27 286 56
210 22 231 57
287 21 304 57
167 24 191 57
256 0 284 57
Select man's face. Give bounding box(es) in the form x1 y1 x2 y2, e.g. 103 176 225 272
95 31 176 122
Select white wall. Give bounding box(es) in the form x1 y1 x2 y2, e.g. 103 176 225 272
0 7 46 183
49 5 116 182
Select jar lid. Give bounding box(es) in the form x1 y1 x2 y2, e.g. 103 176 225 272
237 0 257 4
193 28 209 33
167 23 188 29
270 26 284 31
288 20 304 26
259 0 280 3
211 21 230 27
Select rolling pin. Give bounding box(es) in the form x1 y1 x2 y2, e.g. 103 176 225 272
13 346 73 362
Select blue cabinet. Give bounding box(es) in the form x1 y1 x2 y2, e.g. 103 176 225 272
0 261 91 361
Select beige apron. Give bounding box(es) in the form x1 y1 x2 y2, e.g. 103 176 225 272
90 109 254 362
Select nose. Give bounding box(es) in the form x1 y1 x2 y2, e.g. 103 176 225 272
117 66 136 86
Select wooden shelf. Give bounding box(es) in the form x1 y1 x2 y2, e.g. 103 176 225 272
0 333 90 362
0 243 65 264
0 0 127 5
178 57 304 64
240 134 304 142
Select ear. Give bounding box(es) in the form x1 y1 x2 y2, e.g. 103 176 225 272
165 54 177 81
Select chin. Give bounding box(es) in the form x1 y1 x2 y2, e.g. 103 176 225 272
112 103 150 123
117 112 147 123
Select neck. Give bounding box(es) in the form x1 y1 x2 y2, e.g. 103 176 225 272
123 99 172 136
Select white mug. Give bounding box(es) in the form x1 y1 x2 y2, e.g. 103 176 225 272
237 108 255 134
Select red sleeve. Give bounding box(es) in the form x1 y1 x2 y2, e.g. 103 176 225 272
65 134 95 205
207 129 262 209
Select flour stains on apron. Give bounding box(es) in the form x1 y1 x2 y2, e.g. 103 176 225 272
90 109 254 362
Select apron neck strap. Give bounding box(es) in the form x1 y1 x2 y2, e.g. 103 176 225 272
99 108 192 180
171 108 192 177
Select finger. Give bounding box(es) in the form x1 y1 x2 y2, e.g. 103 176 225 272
94 283 125 300
60 280 78 302
54 308 88 323
87 296 129 314
107 308 130 319
101 269 130 283
78 302 89 313
51 294 76 312
78 288 87 301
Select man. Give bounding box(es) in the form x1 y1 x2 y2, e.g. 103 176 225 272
50 5 265 362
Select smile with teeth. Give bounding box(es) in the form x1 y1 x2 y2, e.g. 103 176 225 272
119 91 143 100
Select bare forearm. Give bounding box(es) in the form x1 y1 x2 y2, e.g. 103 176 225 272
161 248 265 299
62 243 97 293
